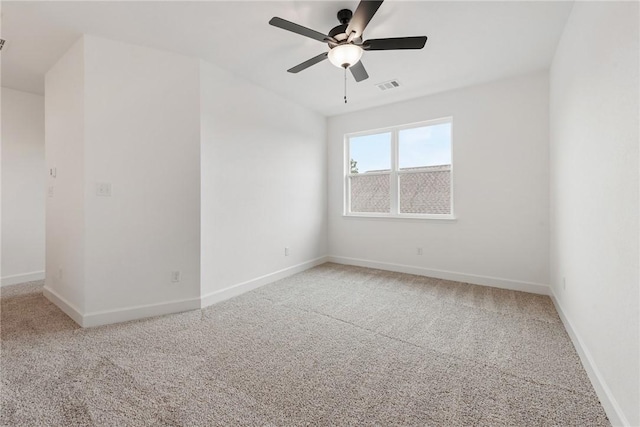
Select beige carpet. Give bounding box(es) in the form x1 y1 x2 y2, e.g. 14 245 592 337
1 263 608 426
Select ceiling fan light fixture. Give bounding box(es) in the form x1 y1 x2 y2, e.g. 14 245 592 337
328 44 363 68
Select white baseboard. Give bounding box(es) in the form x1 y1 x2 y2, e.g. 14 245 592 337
44 256 329 328
2 271 45 287
327 256 550 295
45 284 201 328
43 286 84 326
86 257 329 326
550 290 630 427
82 297 202 328
200 256 329 308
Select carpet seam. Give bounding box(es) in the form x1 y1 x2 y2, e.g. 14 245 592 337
267 297 598 401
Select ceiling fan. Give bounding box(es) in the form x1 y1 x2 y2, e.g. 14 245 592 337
269 0 427 83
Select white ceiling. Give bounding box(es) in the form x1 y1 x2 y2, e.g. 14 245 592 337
1 1 573 116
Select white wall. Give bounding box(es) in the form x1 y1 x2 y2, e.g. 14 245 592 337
327 72 550 293
1 88 45 286
200 60 327 301
549 2 639 425
82 36 201 316
45 35 202 325
44 38 86 313
44 34 326 325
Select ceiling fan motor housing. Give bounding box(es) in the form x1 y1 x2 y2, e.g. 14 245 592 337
328 24 349 41
329 9 354 42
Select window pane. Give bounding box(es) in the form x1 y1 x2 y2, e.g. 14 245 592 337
350 174 390 213
399 168 451 214
349 132 391 173
399 123 451 170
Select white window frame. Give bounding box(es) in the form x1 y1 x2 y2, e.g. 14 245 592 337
344 117 455 220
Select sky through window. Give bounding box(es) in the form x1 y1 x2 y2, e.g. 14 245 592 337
349 123 451 173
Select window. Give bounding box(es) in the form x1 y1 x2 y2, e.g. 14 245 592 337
345 118 453 218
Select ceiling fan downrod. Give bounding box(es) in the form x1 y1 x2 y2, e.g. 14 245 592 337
344 66 348 104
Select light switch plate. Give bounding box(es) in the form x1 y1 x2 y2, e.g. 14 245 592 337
171 271 181 283
96 182 111 197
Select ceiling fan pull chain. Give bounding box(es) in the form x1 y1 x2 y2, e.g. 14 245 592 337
344 67 348 104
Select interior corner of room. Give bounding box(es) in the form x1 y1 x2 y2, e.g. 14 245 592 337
1 1 638 426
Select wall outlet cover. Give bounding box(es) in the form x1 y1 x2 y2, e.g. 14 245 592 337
96 182 112 197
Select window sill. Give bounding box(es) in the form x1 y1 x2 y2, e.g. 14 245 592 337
343 213 457 221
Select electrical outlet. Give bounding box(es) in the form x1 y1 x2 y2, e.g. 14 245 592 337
96 182 112 197
284 247 290 256
417 247 423 255
171 271 181 283
48 186 54 198
58 268 63 280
